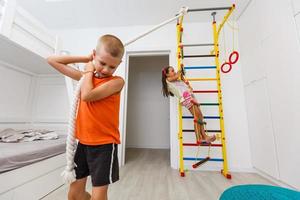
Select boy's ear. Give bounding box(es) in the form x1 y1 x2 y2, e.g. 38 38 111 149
93 49 96 57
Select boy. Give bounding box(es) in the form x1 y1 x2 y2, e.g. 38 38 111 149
47 34 125 200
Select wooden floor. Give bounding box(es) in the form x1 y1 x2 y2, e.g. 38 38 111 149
42 148 276 200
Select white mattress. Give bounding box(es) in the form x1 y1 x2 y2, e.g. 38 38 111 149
0 131 66 173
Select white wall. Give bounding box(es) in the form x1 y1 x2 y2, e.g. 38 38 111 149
126 55 170 149
0 63 68 132
31 75 69 124
0 61 34 124
293 0 300 42
238 0 300 189
55 21 252 171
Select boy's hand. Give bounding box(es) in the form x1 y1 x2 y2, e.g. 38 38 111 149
87 53 94 62
85 62 95 72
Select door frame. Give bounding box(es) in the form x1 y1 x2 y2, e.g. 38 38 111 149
120 50 172 166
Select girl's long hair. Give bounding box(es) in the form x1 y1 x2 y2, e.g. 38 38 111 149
161 66 173 97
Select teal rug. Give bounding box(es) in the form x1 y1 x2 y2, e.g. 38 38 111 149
220 184 300 200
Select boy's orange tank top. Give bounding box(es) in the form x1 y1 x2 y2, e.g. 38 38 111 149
75 75 122 145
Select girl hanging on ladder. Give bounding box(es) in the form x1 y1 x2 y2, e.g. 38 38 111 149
161 66 216 144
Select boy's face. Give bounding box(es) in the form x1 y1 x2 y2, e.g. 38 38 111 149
93 46 122 78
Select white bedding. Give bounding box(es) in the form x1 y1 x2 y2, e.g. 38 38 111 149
0 128 59 142
0 130 66 173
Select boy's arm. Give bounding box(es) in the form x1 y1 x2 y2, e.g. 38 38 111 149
81 77 125 102
81 62 125 102
47 55 92 81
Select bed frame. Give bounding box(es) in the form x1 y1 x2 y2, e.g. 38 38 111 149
0 0 59 62
0 153 66 199
0 0 67 199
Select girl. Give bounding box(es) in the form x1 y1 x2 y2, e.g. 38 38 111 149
161 66 216 144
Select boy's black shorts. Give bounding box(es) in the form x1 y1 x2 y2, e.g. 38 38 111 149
74 142 119 186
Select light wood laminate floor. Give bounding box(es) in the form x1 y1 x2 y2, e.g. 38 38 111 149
42 148 275 200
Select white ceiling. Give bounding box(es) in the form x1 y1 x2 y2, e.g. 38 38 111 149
16 0 249 30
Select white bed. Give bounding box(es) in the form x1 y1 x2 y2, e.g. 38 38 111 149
0 0 68 199
0 130 67 200
0 0 60 74
0 154 66 200
0 131 66 173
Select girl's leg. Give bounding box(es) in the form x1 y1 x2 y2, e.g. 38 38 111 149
188 105 202 143
189 105 216 143
68 177 91 200
193 117 201 142
193 105 206 139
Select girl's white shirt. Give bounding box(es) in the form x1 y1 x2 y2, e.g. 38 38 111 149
166 80 192 102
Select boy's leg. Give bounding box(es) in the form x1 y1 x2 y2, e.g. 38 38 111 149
88 144 119 200
69 142 91 200
91 185 108 200
68 177 91 200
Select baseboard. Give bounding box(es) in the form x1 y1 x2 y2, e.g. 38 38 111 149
229 167 255 173
254 167 299 191
183 165 255 173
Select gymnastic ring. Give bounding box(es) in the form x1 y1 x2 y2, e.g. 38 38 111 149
229 51 239 64
221 62 232 73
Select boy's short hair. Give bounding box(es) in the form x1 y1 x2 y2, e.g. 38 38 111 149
96 34 124 59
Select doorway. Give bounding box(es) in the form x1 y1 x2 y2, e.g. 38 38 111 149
124 54 170 164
